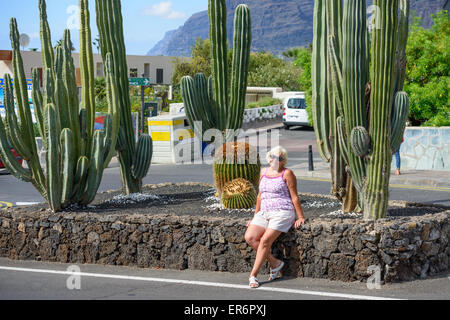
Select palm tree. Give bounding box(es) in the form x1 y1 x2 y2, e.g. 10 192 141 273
93 36 100 53
281 47 302 61
54 39 75 51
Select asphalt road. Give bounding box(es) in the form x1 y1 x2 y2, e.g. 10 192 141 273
0 126 449 207
0 258 448 301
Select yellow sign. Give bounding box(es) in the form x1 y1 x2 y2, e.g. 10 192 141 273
177 129 195 141
151 132 171 141
148 120 184 126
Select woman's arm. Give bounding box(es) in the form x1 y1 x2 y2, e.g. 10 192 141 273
254 168 265 215
246 169 264 227
284 169 306 223
255 190 261 214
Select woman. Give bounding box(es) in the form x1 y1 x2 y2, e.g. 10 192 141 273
244 146 306 288
395 137 404 176
395 149 401 176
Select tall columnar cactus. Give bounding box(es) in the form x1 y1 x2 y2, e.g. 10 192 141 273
313 0 410 220
0 0 120 211
179 0 252 205
180 0 251 142
95 0 153 194
312 0 357 212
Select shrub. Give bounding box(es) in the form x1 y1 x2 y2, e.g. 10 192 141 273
245 97 282 109
404 11 449 126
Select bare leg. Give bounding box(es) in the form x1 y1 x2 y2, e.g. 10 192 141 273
250 228 282 278
245 225 281 268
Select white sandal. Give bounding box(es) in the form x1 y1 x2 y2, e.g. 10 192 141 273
249 276 259 288
269 261 284 281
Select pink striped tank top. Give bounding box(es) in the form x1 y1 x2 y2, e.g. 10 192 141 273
259 168 294 212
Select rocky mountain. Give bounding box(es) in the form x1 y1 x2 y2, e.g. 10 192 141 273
147 0 447 57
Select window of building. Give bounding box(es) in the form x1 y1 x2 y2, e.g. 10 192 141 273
144 63 150 78
156 68 164 84
129 68 138 78
75 68 81 87
96 62 104 77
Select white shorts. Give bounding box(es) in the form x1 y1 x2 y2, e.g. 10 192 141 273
250 210 296 233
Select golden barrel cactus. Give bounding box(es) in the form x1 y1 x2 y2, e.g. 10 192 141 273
221 178 257 209
213 141 261 197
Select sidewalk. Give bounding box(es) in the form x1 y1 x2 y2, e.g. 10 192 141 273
291 160 450 190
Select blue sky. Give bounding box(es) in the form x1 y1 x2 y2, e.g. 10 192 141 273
0 0 208 55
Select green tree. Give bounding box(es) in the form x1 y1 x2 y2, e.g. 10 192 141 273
247 51 301 91
171 38 212 85
54 39 75 51
93 35 100 53
172 40 302 92
404 11 449 126
294 46 313 124
94 76 107 113
282 47 302 61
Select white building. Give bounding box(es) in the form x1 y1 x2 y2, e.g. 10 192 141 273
0 49 187 87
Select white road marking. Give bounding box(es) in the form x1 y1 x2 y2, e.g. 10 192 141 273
15 202 41 206
0 265 404 300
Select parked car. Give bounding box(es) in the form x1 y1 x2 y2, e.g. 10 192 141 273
0 140 23 170
282 94 310 129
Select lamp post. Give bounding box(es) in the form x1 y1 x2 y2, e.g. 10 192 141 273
141 73 145 134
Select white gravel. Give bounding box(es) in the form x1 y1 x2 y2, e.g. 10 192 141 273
105 193 161 205
302 200 340 209
320 209 362 218
203 194 255 213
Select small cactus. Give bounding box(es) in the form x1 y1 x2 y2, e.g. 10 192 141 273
390 92 409 153
350 127 370 157
221 178 257 209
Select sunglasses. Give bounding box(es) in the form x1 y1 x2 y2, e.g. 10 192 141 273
269 154 284 161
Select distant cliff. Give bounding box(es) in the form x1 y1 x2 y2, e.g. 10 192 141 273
147 0 447 57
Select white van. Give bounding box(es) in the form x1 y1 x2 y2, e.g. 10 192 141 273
282 94 309 129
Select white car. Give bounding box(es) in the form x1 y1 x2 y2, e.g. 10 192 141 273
282 95 310 129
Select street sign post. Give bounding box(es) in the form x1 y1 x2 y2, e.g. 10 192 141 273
144 102 159 118
129 77 151 134
129 77 151 86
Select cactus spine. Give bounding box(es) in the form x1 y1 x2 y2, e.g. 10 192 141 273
313 0 410 220
221 178 257 209
95 0 153 194
181 0 251 141
0 0 121 211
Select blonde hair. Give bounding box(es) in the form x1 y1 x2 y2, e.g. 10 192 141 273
266 146 288 165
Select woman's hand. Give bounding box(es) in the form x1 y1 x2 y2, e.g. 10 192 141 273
294 217 306 228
